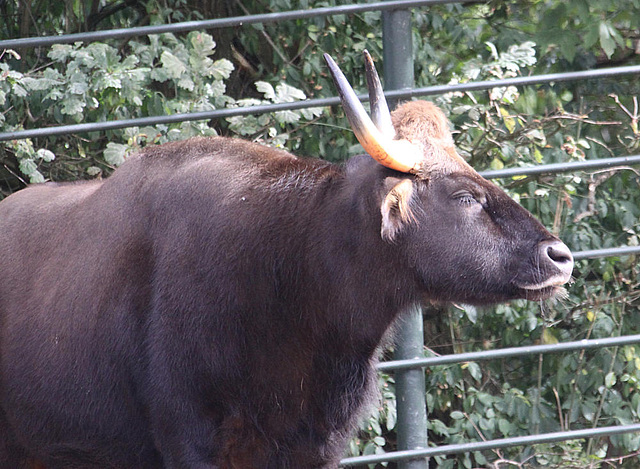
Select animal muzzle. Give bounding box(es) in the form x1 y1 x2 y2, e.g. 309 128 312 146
521 239 574 291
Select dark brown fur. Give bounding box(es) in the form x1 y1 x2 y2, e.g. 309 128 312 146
0 103 570 468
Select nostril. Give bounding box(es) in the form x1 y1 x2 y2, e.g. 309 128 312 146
547 243 572 264
540 240 574 276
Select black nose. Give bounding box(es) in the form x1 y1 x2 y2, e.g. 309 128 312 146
539 239 574 279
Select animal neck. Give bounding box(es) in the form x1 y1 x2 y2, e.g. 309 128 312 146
301 175 416 356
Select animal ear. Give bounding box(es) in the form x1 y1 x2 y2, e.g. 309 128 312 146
380 178 417 242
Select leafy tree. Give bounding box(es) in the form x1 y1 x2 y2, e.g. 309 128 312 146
1 0 640 467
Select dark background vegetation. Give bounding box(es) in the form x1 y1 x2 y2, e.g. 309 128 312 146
1 1 640 467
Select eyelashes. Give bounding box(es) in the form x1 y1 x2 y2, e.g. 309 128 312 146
452 191 478 206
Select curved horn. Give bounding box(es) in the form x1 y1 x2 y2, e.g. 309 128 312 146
323 53 423 174
363 50 395 139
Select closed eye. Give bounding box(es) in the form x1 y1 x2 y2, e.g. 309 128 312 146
452 191 478 206
459 195 476 206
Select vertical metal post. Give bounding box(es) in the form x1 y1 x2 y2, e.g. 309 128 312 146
382 6 429 469
382 8 414 108
393 306 429 468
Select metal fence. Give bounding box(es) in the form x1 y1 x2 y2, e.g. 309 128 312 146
2 1 640 467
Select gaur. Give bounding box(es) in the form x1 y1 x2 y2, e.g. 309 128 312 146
0 51 573 468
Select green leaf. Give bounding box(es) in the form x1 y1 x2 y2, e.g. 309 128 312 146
29 171 45 184
300 106 324 120
19 158 38 176
582 401 597 422
103 142 128 166
160 51 187 79
499 106 516 133
428 419 451 436
542 328 559 345
36 149 55 162
226 115 260 136
490 158 504 170
558 35 577 62
61 96 86 116
177 76 195 91
189 32 217 57
86 166 101 176
22 76 63 91
605 371 617 388
474 451 487 466
211 59 234 80
275 110 301 124
12 83 28 97
467 362 482 382
48 44 74 62
274 83 306 103
256 81 276 100
68 80 89 95
369 416 382 435
599 22 617 58
498 418 512 436
121 55 139 69
385 399 397 430
584 20 601 48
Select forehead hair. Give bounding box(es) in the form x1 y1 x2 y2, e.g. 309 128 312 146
391 101 472 177
391 101 455 147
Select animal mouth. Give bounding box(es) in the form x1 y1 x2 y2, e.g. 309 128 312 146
514 275 572 301
518 284 567 301
517 272 572 291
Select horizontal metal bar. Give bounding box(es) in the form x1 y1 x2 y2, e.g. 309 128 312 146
2 64 639 142
479 154 640 179
339 423 640 466
573 245 640 260
0 0 468 50
390 64 640 99
377 334 640 372
0 98 341 141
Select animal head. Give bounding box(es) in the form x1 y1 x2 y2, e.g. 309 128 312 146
325 51 574 304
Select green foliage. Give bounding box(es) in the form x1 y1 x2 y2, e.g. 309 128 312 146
1 27 320 189
347 375 397 467
227 80 323 146
2 1 640 467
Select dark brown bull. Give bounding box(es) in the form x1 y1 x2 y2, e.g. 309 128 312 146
0 52 573 468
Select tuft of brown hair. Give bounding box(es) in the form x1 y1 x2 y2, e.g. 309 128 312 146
391 101 472 177
391 101 454 146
